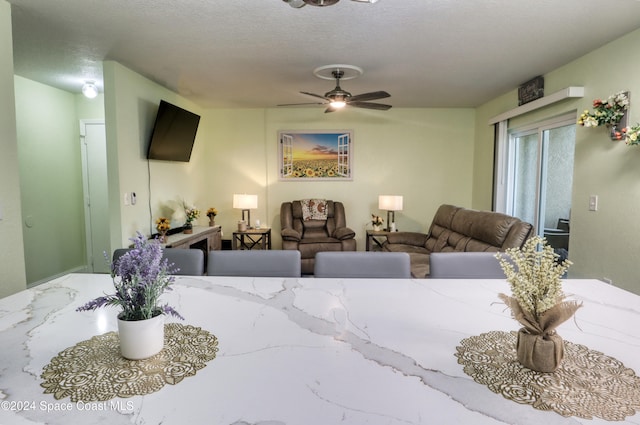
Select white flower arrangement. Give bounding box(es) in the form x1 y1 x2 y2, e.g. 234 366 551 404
496 235 581 335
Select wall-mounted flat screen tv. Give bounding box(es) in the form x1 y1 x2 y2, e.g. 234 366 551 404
147 100 200 162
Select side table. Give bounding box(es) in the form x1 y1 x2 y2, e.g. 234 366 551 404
366 230 391 251
232 228 272 250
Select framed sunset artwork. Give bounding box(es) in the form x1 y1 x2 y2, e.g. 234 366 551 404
278 130 353 181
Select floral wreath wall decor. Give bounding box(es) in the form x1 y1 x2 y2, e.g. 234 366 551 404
577 91 640 144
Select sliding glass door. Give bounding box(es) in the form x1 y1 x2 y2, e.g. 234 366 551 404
511 132 538 227
502 114 575 250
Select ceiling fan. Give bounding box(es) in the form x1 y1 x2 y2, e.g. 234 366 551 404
278 66 392 113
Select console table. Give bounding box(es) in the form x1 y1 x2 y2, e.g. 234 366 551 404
164 225 221 252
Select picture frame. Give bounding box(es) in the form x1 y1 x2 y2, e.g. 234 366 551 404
278 130 353 181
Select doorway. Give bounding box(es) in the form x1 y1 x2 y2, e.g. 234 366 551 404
80 120 110 273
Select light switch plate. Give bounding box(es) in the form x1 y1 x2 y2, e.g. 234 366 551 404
589 195 598 211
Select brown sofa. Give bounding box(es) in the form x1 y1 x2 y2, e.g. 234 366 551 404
382 204 533 278
281 200 357 274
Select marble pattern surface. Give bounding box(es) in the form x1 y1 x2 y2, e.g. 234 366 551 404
0 274 639 424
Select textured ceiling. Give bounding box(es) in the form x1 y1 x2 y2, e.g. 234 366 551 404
8 0 640 109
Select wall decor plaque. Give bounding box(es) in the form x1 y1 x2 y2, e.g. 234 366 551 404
518 76 544 105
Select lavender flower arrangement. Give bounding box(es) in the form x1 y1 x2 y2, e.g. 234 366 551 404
77 232 183 321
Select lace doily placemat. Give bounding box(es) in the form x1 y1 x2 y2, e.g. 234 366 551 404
455 331 640 420
41 323 218 402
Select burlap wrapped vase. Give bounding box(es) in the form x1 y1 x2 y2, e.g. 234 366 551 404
499 293 581 373
516 329 564 372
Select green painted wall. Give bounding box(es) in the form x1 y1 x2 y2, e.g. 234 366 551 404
474 28 640 293
14 76 87 284
202 107 476 250
103 61 207 247
0 0 27 298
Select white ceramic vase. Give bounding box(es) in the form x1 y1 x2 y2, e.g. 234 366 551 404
117 313 165 360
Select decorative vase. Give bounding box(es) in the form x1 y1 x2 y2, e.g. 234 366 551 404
117 313 165 360
609 125 623 141
516 328 564 372
373 224 382 232
158 231 167 243
209 217 216 227
183 223 193 234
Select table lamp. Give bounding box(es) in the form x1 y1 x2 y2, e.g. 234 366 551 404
233 194 258 229
378 195 403 232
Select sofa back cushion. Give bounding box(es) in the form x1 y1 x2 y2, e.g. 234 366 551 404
428 204 533 252
451 208 516 247
425 204 459 252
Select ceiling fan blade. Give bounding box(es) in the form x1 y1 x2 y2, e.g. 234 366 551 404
348 91 391 102
277 101 327 106
324 105 337 113
301 91 330 101
349 101 392 110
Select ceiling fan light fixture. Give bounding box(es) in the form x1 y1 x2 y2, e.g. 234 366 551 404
277 65 391 113
82 81 98 99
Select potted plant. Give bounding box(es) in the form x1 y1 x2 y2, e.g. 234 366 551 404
371 214 384 231
183 202 200 234
496 236 581 372
206 207 218 227
76 232 183 359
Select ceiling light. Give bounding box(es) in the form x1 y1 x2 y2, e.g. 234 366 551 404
82 81 98 99
330 100 346 109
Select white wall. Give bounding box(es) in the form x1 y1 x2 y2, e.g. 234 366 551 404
0 0 27 298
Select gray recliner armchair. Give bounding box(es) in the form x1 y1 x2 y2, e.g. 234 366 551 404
280 200 356 274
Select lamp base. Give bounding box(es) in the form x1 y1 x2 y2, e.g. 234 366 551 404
386 210 395 232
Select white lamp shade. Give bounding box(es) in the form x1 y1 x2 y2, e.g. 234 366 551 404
378 195 403 211
233 194 258 210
